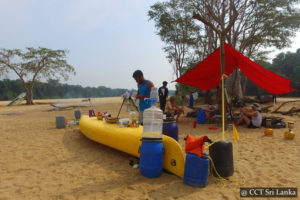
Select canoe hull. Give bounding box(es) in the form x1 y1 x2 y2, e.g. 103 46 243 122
79 115 185 177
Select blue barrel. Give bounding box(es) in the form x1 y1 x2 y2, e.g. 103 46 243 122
162 118 178 141
189 94 194 108
140 140 163 178
74 110 81 120
184 153 210 187
197 109 206 124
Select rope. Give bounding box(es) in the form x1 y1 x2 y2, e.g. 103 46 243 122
208 155 246 188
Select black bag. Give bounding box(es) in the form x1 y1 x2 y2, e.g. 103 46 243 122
262 117 286 129
186 111 197 118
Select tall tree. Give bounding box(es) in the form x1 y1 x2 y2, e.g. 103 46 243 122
148 0 201 96
189 0 300 99
272 48 300 96
0 48 75 104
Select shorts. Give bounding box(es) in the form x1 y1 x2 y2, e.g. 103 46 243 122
248 121 259 128
166 111 177 118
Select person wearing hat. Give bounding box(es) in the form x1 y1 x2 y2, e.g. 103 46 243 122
236 103 262 128
158 81 169 112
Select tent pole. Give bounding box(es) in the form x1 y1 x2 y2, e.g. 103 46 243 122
220 33 226 140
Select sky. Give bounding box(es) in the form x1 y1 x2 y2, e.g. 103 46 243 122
0 0 299 90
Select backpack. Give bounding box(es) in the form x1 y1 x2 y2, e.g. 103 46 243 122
186 111 198 118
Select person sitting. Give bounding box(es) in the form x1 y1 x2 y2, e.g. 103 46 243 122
236 103 262 128
165 96 184 122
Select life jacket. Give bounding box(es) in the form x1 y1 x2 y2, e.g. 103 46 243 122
185 134 209 158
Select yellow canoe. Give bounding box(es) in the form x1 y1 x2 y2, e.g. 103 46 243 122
79 115 185 177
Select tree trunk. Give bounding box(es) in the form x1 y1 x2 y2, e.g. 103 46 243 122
234 71 243 104
241 74 248 97
204 90 212 104
25 86 34 105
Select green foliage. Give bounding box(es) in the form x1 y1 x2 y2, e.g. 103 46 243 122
0 47 75 104
148 0 201 78
150 0 300 99
246 48 300 96
0 79 24 100
0 79 129 101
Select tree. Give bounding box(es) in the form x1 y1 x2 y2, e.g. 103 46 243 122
189 0 300 100
151 0 300 99
149 0 202 96
271 48 300 96
0 48 75 104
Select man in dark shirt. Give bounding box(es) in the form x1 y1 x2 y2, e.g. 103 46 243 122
158 81 168 112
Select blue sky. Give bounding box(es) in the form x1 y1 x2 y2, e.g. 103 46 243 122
1 0 299 90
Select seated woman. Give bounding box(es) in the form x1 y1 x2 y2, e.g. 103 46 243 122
165 96 184 122
236 103 262 128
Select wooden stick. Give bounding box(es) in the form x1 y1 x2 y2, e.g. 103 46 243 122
117 99 125 119
272 100 300 113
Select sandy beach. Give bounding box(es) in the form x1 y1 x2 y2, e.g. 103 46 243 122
0 97 299 200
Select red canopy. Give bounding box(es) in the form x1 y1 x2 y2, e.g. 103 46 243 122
176 43 295 95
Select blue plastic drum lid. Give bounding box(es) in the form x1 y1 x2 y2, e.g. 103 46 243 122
140 141 164 178
209 141 234 178
162 118 178 141
197 110 206 124
184 153 210 187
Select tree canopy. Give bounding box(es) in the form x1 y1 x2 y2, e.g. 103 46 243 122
0 79 131 101
0 47 75 104
149 0 300 98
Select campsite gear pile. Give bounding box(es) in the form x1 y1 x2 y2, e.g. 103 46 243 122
56 110 81 129
183 135 234 187
95 111 112 121
284 122 295 140
183 135 211 187
140 87 164 178
262 117 286 129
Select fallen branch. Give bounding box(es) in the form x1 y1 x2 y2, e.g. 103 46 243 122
261 105 273 113
272 100 300 113
273 106 300 115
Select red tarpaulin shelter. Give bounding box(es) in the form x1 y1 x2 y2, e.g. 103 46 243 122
176 43 295 95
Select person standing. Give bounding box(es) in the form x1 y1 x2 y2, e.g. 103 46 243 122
132 70 154 124
158 81 168 112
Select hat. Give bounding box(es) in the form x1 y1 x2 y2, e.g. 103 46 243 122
252 103 261 111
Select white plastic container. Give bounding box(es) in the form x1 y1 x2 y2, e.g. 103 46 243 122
143 106 163 138
150 87 159 99
142 87 163 139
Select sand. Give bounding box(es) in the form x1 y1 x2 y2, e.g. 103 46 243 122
0 97 299 200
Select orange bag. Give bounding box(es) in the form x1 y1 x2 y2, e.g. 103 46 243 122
185 134 209 158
